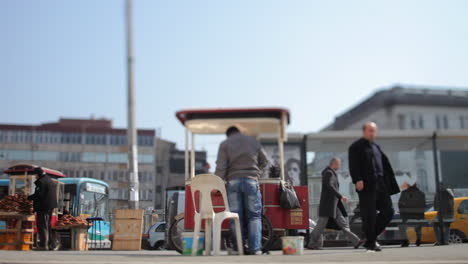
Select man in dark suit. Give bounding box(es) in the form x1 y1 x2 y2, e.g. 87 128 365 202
308 158 362 249
28 167 58 250
348 122 400 252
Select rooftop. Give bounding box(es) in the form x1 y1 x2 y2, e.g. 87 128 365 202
0 118 155 136
325 85 468 131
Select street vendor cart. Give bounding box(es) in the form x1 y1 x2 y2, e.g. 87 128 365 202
0 164 65 250
167 108 309 253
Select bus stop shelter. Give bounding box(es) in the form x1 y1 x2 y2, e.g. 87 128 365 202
305 130 468 235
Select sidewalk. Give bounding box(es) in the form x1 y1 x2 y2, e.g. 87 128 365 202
1 244 467 264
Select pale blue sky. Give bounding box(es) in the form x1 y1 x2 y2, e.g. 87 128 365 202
1 0 468 160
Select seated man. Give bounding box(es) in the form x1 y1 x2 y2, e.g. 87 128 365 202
398 182 426 247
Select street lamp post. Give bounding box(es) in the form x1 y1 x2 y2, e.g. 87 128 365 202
126 0 139 209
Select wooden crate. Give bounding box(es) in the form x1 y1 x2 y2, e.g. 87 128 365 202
112 209 143 251
0 213 35 251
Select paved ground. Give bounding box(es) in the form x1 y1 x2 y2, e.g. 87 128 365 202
1 244 468 264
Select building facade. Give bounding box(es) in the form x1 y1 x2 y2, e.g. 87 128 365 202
155 138 207 210
0 118 156 213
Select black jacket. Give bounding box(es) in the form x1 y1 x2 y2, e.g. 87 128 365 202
399 185 426 219
318 167 347 218
348 137 400 195
28 175 58 212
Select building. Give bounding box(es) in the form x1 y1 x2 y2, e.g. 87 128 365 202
0 118 156 213
324 85 468 131
308 85 468 218
155 138 207 210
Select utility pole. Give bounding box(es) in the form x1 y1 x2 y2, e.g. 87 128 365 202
432 132 444 241
126 0 139 209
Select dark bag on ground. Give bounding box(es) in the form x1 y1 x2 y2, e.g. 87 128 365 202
279 181 301 209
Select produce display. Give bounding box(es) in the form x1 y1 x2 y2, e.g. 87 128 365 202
55 214 88 228
0 194 34 214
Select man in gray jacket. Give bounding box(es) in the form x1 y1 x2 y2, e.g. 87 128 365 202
215 126 269 255
308 158 362 250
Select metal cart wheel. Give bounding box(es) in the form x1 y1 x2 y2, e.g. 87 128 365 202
168 216 185 254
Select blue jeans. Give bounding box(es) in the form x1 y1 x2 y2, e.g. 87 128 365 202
227 178 262 253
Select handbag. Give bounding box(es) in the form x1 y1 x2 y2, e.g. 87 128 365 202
279 181 301 209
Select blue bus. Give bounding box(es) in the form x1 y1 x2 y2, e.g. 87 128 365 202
59 178 111 248
0 177 111 248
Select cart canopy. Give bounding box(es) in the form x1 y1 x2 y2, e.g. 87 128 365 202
176 108 289 139
4 164 65 178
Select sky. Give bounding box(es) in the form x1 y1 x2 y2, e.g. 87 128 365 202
1 0 468 163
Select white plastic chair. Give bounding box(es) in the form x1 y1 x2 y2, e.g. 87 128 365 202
190 174 243 256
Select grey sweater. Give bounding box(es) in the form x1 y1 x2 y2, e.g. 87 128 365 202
214 133 269 181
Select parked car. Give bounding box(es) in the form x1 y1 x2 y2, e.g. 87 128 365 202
407 197 468 244
147 221 166 250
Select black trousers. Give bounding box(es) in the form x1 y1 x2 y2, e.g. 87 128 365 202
358 180 394 246
36 209 55 249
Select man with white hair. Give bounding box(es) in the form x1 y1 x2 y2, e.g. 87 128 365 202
308 157 362 250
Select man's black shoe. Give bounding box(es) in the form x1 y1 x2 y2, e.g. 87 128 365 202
366 242 382 252
401 240 409 247
415 239 421 247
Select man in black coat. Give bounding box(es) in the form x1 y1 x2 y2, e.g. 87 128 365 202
308 158 362 249
348 122 400 252
28 167 58 250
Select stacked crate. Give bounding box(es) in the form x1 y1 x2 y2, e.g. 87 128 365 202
0 212 35 251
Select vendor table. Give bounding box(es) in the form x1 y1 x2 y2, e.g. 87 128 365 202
0 212 35 250
53 225 88 251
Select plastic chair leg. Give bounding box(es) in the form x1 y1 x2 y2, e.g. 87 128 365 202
234 217 243 255
192 217 201 256
212 218 223 256
204 219 212 256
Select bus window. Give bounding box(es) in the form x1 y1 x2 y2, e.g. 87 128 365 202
0 185 8 200
79 183 108 220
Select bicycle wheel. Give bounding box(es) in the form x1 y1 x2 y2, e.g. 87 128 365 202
168 216 185 254
261 214 273 252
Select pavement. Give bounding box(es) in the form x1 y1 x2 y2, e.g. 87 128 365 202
1 244 468 264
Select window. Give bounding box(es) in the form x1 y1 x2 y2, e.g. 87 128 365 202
86 134 106 145
108 153 127 163
443 115 449 129
418 115 424 129
436 116 441 130
458 200 468 215
398 114 406 130
155 223 166 232
58 152 81 162
82 152 107 163
62 133 82 144
138 135 154 146
110 135 127 146
8 150 33 160
34 151 58 161
138 154 154 164
460 116 468 130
